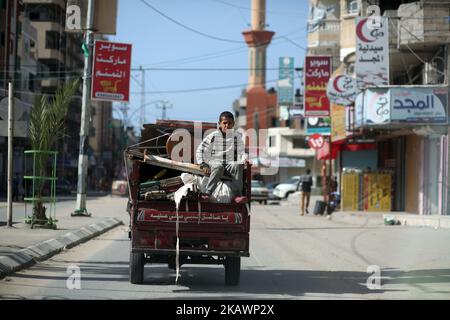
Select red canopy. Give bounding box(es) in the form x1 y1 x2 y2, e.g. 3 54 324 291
316 141 376 160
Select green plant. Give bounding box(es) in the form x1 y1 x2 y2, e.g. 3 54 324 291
28 79 80 222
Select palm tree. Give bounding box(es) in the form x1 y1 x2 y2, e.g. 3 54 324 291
28 79 80 222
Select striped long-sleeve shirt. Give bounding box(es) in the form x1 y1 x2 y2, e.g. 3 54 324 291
196 129 247 165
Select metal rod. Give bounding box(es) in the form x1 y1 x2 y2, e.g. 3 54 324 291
7 82 14 227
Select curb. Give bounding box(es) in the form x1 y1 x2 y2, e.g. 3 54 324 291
0 217 124 280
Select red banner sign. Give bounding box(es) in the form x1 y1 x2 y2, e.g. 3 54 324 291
304 56 331 117
91 40 132 102
308 133 325 150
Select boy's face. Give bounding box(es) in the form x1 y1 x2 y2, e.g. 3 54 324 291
219 117 234 132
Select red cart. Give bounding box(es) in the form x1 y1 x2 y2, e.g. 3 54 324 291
125 121 251 285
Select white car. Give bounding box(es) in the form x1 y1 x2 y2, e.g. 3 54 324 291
273 176 300 199
251 180 269 205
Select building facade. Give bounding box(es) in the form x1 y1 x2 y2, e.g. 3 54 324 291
324 0 450 215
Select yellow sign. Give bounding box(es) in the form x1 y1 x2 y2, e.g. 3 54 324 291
364 173 392 211
342 172 359 211
331 103 346 142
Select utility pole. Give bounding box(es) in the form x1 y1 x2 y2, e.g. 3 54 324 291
7 83 14 227
139 66 146 130
157 100 173 120
72 0 95 217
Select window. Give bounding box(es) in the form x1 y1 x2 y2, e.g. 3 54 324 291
293 138 309 149
29 73 35 91
0 32 5 47
347 0 359 14
269 136 277 148
46 31 60 50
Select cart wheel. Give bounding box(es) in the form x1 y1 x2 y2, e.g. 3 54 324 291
224 256 241 286
130 252 144 284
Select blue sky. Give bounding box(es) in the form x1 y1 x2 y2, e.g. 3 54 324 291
110 0 309 132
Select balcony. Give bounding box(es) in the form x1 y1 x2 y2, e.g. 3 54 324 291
397 2 450 50
354 85 449 130
307 19 340 48
266 128 314 158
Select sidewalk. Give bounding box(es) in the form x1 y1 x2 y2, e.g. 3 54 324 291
283 192 450 229
0 195 127 279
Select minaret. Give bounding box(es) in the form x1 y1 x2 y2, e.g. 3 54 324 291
242 0 275 89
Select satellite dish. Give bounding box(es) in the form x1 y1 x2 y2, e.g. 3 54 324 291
0 97 29 120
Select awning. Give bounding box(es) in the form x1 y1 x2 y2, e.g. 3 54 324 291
341 143 376 152
317 141 376 160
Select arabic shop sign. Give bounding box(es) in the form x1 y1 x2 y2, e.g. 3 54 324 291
390 87 447 124
91 40 132 102
278 57 295 105
361 87 448 125
355 17 389 89
364 88 391 125
326 74 358 106
304 56 331 117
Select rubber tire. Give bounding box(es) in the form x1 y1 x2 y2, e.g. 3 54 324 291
130 252 144 284
285 191 293 199
263 200 268 205
225 256 241 286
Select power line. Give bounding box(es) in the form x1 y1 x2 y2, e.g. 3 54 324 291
136 28 306 68
210 0 306 17
131 67 300 71
139 0 244 44
129 78 279 95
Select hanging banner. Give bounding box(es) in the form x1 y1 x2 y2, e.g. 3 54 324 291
278 57 295 106
355 17 389 89
331 104 347 142
91 40 132 102
327 75 358 106
304 56 331 117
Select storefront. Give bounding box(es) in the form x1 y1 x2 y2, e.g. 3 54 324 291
353 85 449 215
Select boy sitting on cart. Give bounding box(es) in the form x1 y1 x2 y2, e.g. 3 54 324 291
196 111 249 203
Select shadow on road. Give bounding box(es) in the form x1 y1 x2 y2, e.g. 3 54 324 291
7 260 450 298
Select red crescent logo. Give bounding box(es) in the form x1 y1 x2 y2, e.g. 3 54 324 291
356 18 374 43
333 75 345 94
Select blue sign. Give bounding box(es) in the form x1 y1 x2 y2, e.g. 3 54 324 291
278 57 295 105
306 117 331 135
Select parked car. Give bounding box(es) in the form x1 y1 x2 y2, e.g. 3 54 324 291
265 181 281 200
251 180 269 204
272 176 300 199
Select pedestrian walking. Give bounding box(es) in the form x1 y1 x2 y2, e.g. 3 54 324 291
297 169 313 215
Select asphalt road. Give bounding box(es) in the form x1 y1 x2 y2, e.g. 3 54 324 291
1 199 450 300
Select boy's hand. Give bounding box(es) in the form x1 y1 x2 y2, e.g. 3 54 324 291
200 163 211 176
